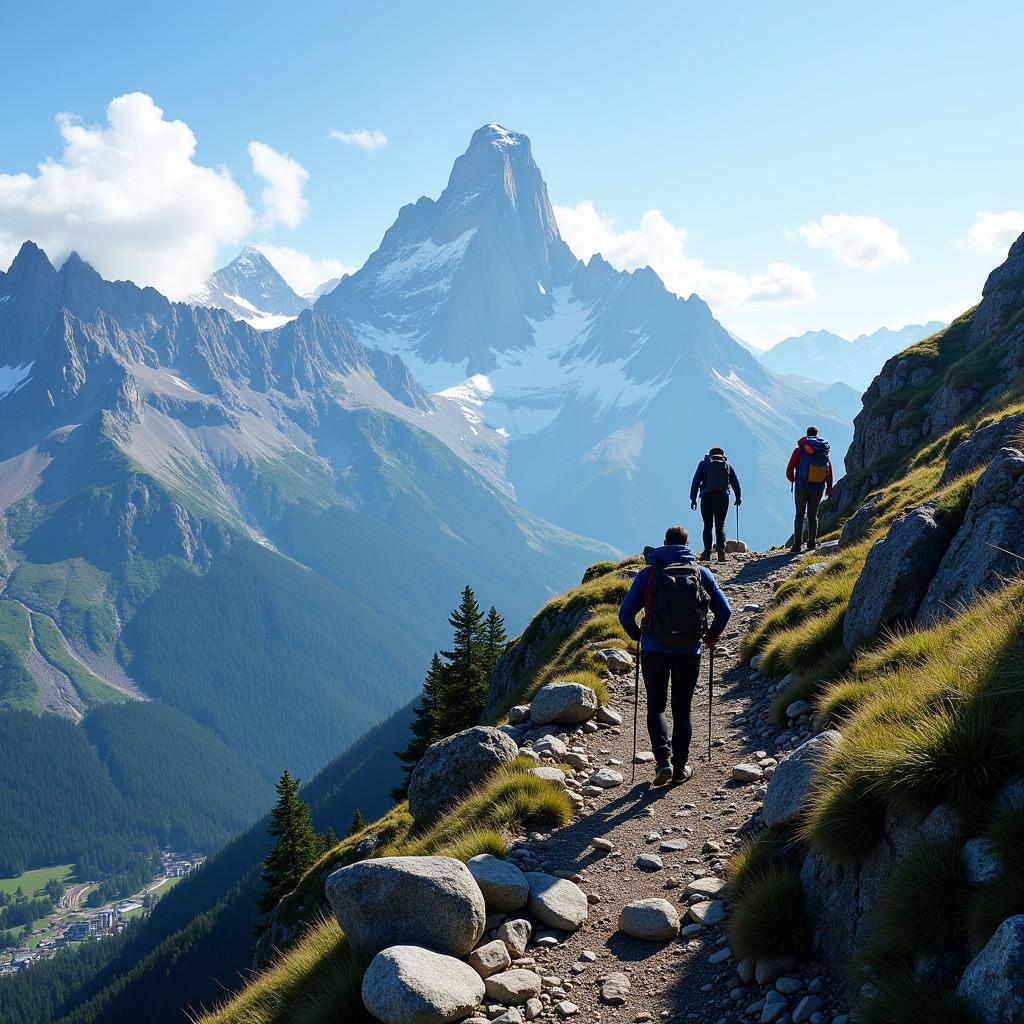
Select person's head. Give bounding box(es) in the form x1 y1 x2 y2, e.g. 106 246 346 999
806 426 819 437
709 447 725 457
664 525 689 546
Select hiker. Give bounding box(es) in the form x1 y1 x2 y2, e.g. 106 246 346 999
786 426 833 552
617 526 731 786
689 447 741 562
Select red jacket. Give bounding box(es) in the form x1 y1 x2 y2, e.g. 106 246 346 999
786 437 833 494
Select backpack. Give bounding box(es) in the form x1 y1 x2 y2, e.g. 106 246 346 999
642 563 711 647
797 436 831 491
703 456 731 494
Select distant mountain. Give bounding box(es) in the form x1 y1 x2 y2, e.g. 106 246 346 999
0 240 612 875
318 123 852 548
759 322 946 391
310 275 343 301
189 246 309 326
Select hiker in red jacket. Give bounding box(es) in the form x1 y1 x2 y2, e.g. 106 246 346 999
786 426 832 553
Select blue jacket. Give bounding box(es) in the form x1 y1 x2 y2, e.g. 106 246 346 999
690 458 741 502
617 544 732 654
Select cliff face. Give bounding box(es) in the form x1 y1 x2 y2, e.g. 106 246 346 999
830 233 1024 514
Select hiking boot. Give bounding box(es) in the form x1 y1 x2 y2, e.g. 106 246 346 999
653 762 673 787
699 549 711 562
717 550 726 563
789 544 802 554
807 541 818 550
671 765 693 784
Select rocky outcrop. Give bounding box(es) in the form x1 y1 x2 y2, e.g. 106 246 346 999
762 731 842 830
917 447 1024 624
970 232 1024 344
361 944 485 1024
838 493 882 546
408 727 519 826
843 502 951 647
939 412 1024 486
529 682 598 725
325 855 486 957
957 915 1024 1024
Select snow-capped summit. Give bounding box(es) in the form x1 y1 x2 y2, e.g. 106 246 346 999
191 246 310 327
316 124 853 548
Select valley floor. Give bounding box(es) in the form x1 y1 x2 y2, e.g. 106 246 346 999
503 549 848 1024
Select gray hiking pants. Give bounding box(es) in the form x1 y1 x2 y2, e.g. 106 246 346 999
794 487 823 547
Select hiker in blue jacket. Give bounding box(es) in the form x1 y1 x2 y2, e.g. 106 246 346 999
689 448 741 563
618 526 732 786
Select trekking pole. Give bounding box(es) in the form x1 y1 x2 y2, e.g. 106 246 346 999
735 504 740 548
707 646 715 762
631 638 640 783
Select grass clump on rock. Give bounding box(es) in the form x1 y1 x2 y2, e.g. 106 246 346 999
728 863 807 960
857 969 976 1024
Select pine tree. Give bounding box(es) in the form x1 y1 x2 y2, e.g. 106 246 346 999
256 770 320 924
482 606 507 680
348 809 366 836
441 586 487 732
392 654 448 799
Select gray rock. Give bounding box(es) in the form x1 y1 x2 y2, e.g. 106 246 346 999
596 705 623 726
618 898 681 941
526 873 589 931
533 735 567 758
484 968 542 1005
843 501 951 648
786 700 811 719
530 682 599 725
918 447 1024 625
688 899 726 926
775 977 802 995
632 751 655 764
508 705 532 726
939 413 1024 487
362 945 485 1024
636 854 663 872
763 731 843 830
527 766 567 785
755 955 798 985
409 727 519 825
684 876 727 899
523 997 543 1021
588 768 624 788
760 990 789 1023
468 855 530 912
468 939 512 979
793 995 823 1023
958 915 1024 1023
599 971 631 1005
596 648 635 674
497 919 532 959
659 839 689 853
326 855 486 957
492 1011 523 1024
733 763 764 783
839 493 883 546
963 838 1002 885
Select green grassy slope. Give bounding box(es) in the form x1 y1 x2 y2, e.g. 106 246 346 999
0 599 40 711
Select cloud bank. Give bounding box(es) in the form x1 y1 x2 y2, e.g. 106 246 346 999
554 201 815 311
963 210 1024 256
797 213 909 269
248 141 309 229
328 128 389 152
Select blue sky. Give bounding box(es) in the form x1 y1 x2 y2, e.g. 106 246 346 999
2 0 1022 346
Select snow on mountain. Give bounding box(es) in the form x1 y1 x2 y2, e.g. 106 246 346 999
317 124 853 549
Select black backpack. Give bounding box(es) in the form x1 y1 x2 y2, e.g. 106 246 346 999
643 563 711 647
703 456 730 494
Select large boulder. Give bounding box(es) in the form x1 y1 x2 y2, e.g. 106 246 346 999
467 854 529 912
362 945 485 1024
763 731 843 830
958 915 1024 1024
839 493 883 547
939 413 1024 487
525 872 589 930
408 727 519 825
917 447 1024 625
326 855 486 957
843 501 951 648
529 682 598 725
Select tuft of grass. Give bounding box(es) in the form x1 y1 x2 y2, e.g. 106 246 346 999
728 865 808 959
726 832 785 899
197 916 372 1024
934 473 979 532
759 603 845 677
581 560 619 584
769 646 853 726
804 770 887 867
857 970 976 1024
872 838 968 956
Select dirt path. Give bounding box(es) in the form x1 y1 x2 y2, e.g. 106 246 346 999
506 549 849 1024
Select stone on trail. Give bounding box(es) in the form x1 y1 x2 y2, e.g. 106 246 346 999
467 939 512 979
527 766 567 785
688 899 726 926
555 1001 579 1018
618 898 681 941
530 682 599 725
497 918 532 959
632 750 655 764
591 837 614 852
598 971 631 1005
958 914 1024 1023
732 763 764 783
533 735 567 757
684 876 727 900
596 705 623 726
493 1010 524 1024
659 838 689 853
468 854 530 912
588 768 624 788
408 726 519 824
759 989 789 1023
792 994 824 1023
635 854 664 872
596 648 635 673
524 997 543 1021
484 968 543 1004
785 700 811 719
508 705 531 726
755 954 798 985
762 731 842 830
526 872 589 931
361 945 485 1024
326 855 486 957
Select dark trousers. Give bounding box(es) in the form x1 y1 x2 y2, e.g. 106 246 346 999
641 650 701 767
700 492 729 553
794 487 823 546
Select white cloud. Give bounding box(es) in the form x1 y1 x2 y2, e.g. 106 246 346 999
0 92 253 299
328 128 389 152
248 141 309 229
254 244 355 297
554 201 815 311
963 210 1024 255
797 213 909 269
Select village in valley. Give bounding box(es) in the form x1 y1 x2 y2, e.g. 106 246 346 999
0 852 205 977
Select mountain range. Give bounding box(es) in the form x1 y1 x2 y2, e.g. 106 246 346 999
759 322 946 390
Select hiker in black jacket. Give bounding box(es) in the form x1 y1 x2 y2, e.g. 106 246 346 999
690 448 741 562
